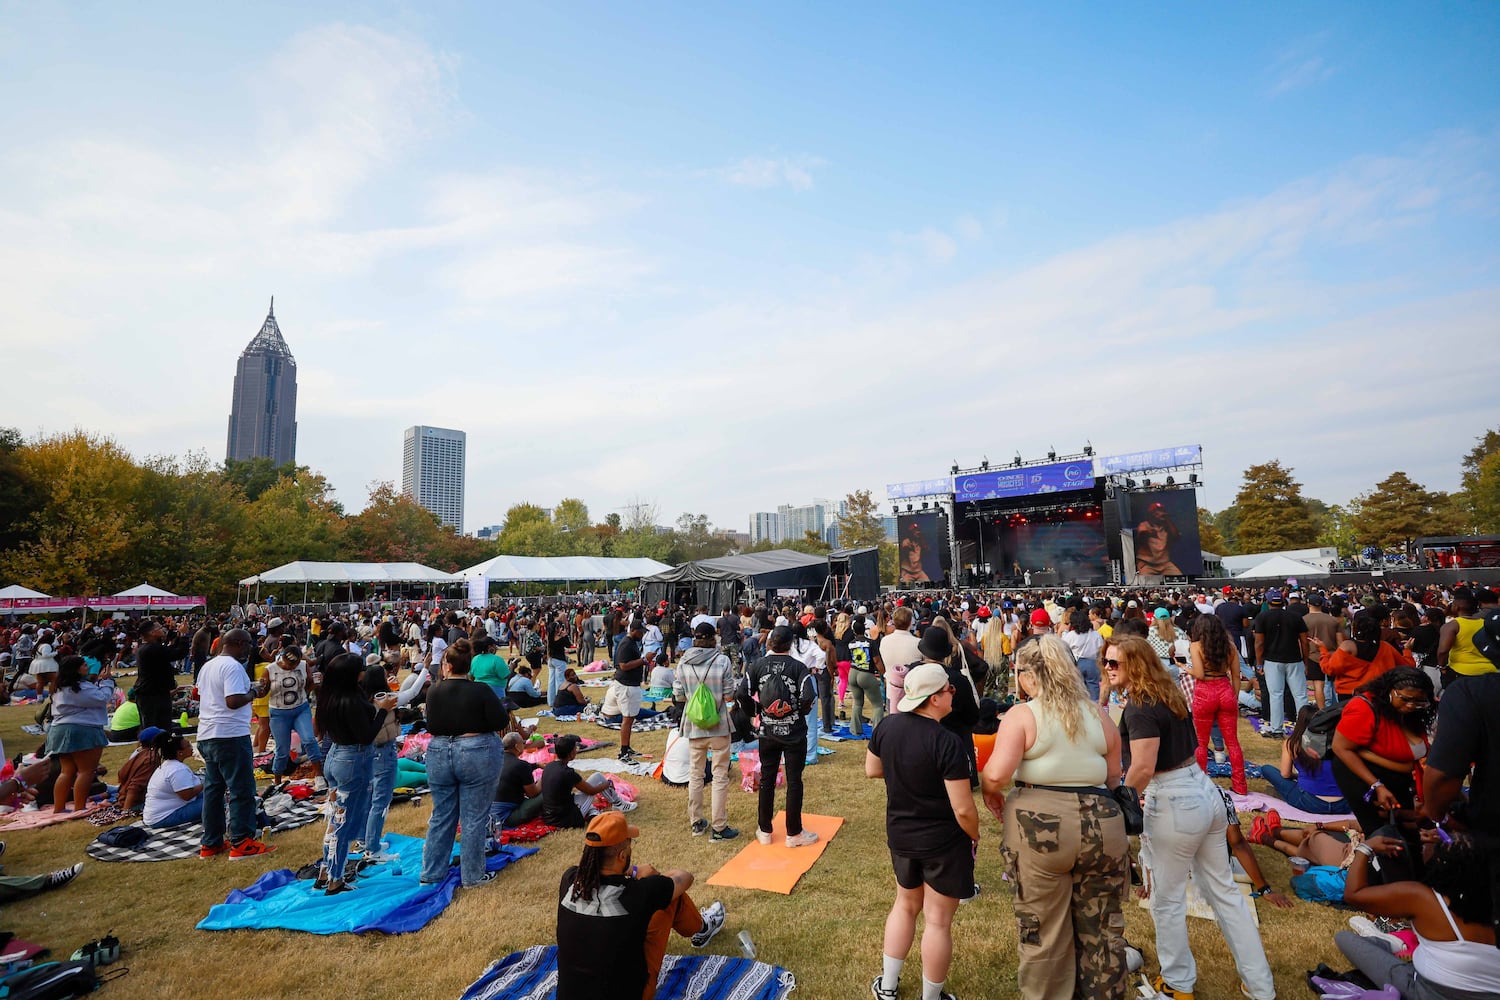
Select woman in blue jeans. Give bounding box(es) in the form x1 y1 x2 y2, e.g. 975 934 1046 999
419 640 508 888
359 651 426 858
266 647 324 789
316 653 396 895
142 732 204 828
1256 704 1351 815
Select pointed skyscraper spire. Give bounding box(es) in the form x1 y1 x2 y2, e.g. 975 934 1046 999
242 297 293 359
269 295 275 319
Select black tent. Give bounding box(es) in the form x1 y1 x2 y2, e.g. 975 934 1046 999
828 547 881 604
640 550 831 610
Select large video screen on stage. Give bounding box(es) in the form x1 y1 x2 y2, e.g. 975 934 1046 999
1013 521 1108 583
1128 489 1204 577
897 512 949 584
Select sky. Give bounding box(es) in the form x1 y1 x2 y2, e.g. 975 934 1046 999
2 3 1498 534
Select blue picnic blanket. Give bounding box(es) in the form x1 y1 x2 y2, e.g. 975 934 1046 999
820 722 873 741
461 945 797 1000
197 833 536 935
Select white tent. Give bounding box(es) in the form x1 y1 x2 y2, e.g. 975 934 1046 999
239 562 461 586
459 555 673 583
1231 555 1330 580
0 584 49 600
114 582 179 598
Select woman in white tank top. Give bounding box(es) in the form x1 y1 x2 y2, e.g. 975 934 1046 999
1340 832 1500 999
980 634 1130 999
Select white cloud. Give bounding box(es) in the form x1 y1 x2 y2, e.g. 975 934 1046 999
719 155 826 190
1268 37 1336 96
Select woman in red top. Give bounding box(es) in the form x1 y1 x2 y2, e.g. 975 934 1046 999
1331 666 1435 837
1320 612 1415 701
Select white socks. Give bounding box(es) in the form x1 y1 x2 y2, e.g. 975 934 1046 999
922 977 946 1000
881 956 904 993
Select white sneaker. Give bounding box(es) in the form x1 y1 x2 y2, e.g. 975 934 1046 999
1125 945 1144 973
755 829 773 845
313 777 328 793
690 900 726 947
785 830 819 848
1212 749 1229 765
1349 915 1407 953
617 800 638 813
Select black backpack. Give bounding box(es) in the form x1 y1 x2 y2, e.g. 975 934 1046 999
1303 696 1368 758
755 662 802 740
0 961 99 1000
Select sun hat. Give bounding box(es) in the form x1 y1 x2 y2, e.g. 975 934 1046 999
918 628 953 661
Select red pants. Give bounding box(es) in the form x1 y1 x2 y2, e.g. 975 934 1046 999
1193 676 1247 795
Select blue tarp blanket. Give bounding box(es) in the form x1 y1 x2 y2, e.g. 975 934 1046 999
819 723 872 741
196 833 537 935
461 945 797 1000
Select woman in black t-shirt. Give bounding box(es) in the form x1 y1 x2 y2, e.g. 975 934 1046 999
318 652 396 895
1104 636 1275 1000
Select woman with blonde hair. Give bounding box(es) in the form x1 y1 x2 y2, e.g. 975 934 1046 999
981 634 1129 999
832 611 853 711
1104 635 1273 1000
981 618 1012 702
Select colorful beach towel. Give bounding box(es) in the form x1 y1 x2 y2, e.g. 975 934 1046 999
460 945 797 1000
0 804 103 831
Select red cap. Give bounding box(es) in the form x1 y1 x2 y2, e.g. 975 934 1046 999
1029 608 1052 627
1222 586 1233 594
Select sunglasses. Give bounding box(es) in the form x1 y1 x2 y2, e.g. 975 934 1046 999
1103 658 1123 668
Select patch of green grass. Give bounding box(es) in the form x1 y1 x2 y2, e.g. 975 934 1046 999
0 701 1352 999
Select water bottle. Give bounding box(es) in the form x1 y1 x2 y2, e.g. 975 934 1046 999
390 855 403 877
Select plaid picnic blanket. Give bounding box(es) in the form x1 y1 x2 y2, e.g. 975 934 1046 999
594 714 674 734
461 945 796 1000
84 799 322 863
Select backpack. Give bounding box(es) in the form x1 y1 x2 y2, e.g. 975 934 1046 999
97 825 148 849
1303 697 1365 759
683 656 724 731
522 630 543 657
0 961 100 1000
755 662 802 739
1472 610 1500 668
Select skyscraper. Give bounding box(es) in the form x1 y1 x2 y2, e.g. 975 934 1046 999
226 298 298 466
402 426 466 532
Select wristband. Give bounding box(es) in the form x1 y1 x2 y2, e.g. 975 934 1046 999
1353 842 1374 858
12 775 29 793
1249 885 1271 898
1363 780 1384 803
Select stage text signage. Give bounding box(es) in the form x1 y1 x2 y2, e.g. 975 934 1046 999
1096 444 1202 476
952 460 1095 502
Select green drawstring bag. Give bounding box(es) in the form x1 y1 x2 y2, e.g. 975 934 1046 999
684 669 720 730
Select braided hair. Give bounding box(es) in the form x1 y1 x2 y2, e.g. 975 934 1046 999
568 841 626 903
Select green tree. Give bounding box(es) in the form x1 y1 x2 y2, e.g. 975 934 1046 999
1352 472 1465 550
552 499 602 556
223 456 300 502
135 451 253 604
342 482 454 564
0 427 41 554
241 472 345 571
1315 501 1360 557
667 513 735 564
1212 505 1241 555
878 541 899 586
1460 429 1500 533
496 503 559 556
836 489 886 550
1197 508 1226 554
1232 461 1319 553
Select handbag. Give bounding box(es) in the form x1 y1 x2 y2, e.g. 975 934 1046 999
1019 782 1143 836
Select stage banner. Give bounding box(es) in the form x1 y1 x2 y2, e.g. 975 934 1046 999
1127 489 1204 578
467 576 489 608
1097 444 1202 476
952 460 1094 502
886 478 952 500
897 512 949 584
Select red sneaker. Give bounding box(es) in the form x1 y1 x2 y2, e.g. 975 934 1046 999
1265 809 1283 839
1247 816 1273 847
199 843 227 860
228 837 277 860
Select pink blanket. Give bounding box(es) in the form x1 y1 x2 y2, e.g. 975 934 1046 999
0 803 103 830
1229 790 1355 826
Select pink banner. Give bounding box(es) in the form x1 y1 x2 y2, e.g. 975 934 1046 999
0 595 206 613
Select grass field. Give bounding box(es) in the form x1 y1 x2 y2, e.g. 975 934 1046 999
0 695 1359 1000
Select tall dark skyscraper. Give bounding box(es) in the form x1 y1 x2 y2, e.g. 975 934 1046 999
226 298 298 467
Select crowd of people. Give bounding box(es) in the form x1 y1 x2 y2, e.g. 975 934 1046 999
0 576 1497 998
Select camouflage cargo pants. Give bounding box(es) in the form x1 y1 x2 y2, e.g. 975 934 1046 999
1000 786 1129 1000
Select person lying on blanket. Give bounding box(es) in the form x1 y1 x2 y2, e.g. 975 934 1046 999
556 811 727 1000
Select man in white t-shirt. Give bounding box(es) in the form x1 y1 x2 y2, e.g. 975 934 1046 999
196 629 275 860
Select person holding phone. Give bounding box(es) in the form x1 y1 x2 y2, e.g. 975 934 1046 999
44 648 116 813
315 652 397 894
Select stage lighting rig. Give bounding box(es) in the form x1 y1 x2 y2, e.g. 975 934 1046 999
1013 454 1023 467
1083 441 1094 456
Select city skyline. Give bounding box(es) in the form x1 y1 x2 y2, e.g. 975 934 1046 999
402 425 466 533
225 299 297 468
2 7 1496 532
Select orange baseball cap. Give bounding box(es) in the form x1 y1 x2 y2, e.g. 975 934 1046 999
584 811 640 848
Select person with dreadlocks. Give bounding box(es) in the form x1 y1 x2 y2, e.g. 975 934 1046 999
555 811 727 1000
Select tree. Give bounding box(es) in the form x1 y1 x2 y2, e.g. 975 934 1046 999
0 427 41 554
1352 472 1465 550
667 513 735 564
241 472 345 571
1213 505 1241 555
1315 502 1360 558
1197 508 1226 555
836 489 886 550
878 541 899 586
1460 428 1500 533
222 457 300 502
552 499 602 556
496 503 559 557
343 482 455 565
1232 461 1319 553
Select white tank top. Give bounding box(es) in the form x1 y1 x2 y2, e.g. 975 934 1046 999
1413 888 1500 993
1014 699 1108 787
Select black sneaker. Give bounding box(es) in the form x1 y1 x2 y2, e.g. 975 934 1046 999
691 819 709 836
618 747 641 762
711 826 740 842
47 863 82 889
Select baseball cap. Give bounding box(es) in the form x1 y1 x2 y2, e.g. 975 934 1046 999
1288 590 1302 599
977 606 992 619
856 605 869 615
1222 586 1233 594
1029 608 1052 627
139 726 165 744
1308 594 1327 607
1265 588 1284 602
898 663 951 712
267 617 284 629
584 811 641 848
1153 607 1171 619
692 621 717 640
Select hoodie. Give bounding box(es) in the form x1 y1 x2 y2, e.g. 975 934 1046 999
671 646 735 739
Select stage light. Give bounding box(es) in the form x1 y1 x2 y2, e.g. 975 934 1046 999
981 456 990 470
1013 454 1023 467
1126 478 1136 489
1083 441 1094 456
951 462 959 475
906 504 913 512
922 501 930 510
1048 447 1057 461
1189 474 1199 485
1143 478 1152 488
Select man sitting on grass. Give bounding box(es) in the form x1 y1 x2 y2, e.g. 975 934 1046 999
555 811 726 1000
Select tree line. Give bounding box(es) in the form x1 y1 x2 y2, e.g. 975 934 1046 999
1196 427 1500 557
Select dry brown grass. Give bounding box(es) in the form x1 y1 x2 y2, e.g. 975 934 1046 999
0 700 1356 1000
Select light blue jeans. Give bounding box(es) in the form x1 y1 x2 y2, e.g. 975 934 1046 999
361 740 399 853
420 734 503 887
1262 660 1308 730
1076 657 1101 701
547 657 567 707
322 744 375 881
269 702 322 776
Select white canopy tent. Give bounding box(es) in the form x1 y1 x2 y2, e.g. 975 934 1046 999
459 555 673 583
237 561 463 606
0 584 49 600
114 582 178 598
1231 555 1330 581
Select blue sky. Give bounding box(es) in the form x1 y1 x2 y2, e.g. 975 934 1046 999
2 3 1497 533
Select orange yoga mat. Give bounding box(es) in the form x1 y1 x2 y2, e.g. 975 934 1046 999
705 812 844 894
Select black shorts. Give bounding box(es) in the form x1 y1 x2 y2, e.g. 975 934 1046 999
891 840 975 901
1305 657 1325 681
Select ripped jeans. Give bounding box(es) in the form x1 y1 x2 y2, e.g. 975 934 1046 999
322 743 375 882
